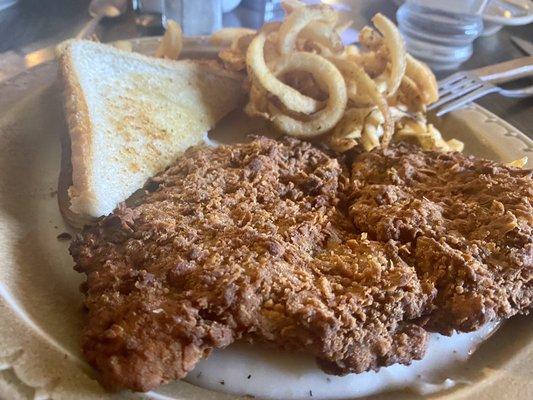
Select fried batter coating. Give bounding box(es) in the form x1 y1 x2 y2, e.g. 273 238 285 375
71 139 532 392
350 144 532 333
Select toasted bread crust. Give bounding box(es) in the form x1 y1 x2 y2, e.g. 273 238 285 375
57 40 245 227
57 125 96 228
58 46 95 219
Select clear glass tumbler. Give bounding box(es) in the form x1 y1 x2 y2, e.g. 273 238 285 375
396 0 489 69
163 0 223 36
0 0 18 12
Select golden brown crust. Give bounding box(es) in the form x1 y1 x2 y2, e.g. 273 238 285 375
70 138 532 392
350 144 533 333
71 138 431 391
57 126 96 228
58 46 95 219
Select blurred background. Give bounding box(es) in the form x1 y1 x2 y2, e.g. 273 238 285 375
0 0 531 133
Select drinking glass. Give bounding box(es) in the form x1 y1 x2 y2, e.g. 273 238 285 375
397 0 489 69
163 0 223 36
0 0 17 12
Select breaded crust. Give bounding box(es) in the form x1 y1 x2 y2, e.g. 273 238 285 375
350 144 533 333
71 139 532 391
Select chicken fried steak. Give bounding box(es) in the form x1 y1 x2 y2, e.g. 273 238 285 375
349 144 532 334
71 138 532 392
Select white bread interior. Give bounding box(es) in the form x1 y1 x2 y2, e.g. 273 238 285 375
58 40 244 220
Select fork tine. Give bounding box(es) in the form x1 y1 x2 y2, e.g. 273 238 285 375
429 81 484 110
438 78 469 97
437 71 468 90
435 84 498 117
438 77 478 97
438 75 471 95
432 81 483 108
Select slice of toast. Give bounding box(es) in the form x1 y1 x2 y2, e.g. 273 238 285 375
58 40 245 225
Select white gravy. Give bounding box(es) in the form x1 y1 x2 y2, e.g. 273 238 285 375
185 322 499 399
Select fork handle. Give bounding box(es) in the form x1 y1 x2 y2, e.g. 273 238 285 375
500 85 533 98
470 56 533 84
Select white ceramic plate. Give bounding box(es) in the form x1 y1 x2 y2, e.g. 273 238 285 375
483 0 533 25
0 37 532 400
482 0 533 35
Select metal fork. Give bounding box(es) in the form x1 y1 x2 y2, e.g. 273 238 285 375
428 56 533 116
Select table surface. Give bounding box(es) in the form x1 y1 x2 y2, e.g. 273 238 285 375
0 0 531 137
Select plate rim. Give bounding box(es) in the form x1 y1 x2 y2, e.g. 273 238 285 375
483 0 533 25
0 36 531 400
